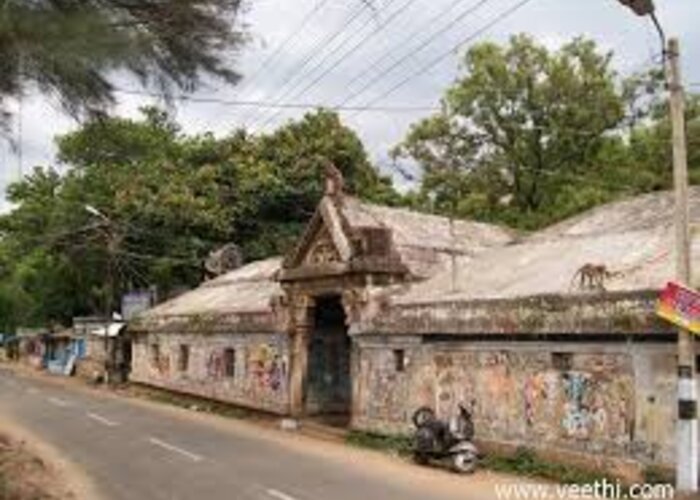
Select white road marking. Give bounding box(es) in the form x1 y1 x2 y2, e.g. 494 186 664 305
147 437 203 463
48 397 71 407
266 489 300 500
87 412 120 427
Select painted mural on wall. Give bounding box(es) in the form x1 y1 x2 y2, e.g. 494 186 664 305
359 350 411 424
247 343 287 392
130 334 291 414
356 346 635 456
206 350 225 380
154 353 171 376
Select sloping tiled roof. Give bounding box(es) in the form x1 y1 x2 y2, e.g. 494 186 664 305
137 257 283 319
340 197 516 278
394 187 700 305
529 188 700 241
136 197 516 326
136 187 696 329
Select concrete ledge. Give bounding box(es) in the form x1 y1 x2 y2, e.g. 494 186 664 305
356 290 671 336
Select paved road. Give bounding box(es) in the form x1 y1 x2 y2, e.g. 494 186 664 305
0 367 505 500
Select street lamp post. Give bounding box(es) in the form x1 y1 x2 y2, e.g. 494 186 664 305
616 1 697 492
85 205 118 384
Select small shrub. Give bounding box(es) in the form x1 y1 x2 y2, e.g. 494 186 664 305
642 465 674 485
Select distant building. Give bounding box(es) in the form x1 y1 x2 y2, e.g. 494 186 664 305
73 317 128 382
15 327 50 369
131 169 700 477
0 333 15 361
44 328 85 375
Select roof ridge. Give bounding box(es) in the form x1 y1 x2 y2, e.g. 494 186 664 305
345 196 517 232
200 256 283 286
526 223 672 243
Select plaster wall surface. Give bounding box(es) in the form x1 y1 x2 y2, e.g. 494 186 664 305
130 332 290 414
353 338 680 467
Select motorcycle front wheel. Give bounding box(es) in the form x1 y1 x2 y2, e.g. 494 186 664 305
413 452 430 466
452 451 477 474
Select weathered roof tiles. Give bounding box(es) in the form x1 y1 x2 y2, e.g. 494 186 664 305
341 196 515 278
394 187 700 305
137 257 283 320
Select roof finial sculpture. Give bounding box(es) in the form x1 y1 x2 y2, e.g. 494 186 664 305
324 162 345 199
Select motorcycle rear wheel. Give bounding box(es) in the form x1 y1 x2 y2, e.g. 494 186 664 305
452 452 477 474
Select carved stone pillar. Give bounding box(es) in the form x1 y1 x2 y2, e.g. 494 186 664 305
289 294 313 417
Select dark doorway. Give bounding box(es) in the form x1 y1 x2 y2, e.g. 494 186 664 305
306 295 351 417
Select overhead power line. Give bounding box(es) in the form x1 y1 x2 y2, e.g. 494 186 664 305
343 0 468 92
348 0 537 116
255 0 422 131
234 0 333 97
113 87 438 113
241 1 372 126
334 0 494 110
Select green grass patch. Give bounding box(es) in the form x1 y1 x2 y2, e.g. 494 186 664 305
642 465 674 486
0 472 8 499
482 447 613 485
345 430 413 457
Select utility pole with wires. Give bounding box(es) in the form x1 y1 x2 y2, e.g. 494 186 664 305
617 0 697 492
85 204 121 385
668 37 697 492
104 223 120 384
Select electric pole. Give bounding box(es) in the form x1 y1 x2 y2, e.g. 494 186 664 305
85 205 119 385
104 222 117 385
668 37 698 492
616 2 697 492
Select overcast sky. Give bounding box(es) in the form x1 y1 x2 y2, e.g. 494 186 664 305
2 0 700 210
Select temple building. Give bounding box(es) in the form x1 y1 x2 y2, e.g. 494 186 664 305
130 169 700 476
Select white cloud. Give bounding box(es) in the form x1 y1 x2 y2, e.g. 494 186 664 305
2 0 699 205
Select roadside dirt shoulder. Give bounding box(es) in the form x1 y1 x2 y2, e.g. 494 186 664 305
0 415 101 500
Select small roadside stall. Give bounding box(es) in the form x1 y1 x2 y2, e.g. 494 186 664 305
44 329 86 376
73 317 128 383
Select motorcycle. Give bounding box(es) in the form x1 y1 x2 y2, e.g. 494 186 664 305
411 402 479 473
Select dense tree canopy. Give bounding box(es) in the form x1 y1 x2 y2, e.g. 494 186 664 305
394 35 696 230
0 0 245 125
0 108 396 330
2 33 697 333
225 110 399 259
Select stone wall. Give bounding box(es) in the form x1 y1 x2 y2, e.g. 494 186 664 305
352 337 680 468
130 332 291 414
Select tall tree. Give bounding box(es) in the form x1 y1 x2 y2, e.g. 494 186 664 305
0 0 245 125
394 35 637 229
223 109 399 259
0 108 398 328
624 94 700 190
